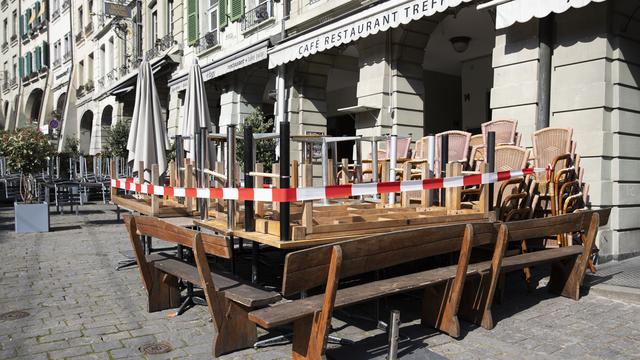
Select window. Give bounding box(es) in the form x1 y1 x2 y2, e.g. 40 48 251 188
64 33 70 58
151 10 157 42
100 44 105 76
207 0 217 32
12 11 16 37
78 60 83 85
78 6 83 30
167 0 174 35
3 18 7 43
12 55 16 80
53 42 58 62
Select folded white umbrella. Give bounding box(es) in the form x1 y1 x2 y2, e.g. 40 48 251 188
181 59 215 170
127 59 169 182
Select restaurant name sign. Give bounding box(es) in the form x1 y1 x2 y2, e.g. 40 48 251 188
268 0 470 68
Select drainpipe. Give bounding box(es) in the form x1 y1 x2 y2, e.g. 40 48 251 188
536 15 553 130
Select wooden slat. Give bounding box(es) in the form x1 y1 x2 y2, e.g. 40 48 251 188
501 246 583 271
251 260 491 328
281 222 496 296
505 209 609 242
148 254 281 308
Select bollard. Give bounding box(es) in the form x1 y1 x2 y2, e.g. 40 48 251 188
487 131 496 211
244 125 255 232
387 310 400 360
279 122 291 241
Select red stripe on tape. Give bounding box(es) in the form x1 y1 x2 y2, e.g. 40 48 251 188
135 183 141 193
164 186 174 197
272 188 297 202
422 178 444 190
325 184 352 199
185 188 197 199
463 174 482 187
497 170 511 182
378 181 401 194
209 188 223 199
238 188 255 201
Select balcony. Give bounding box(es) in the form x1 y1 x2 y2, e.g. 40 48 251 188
195 31 218 54
63 52 71 62
10 34 17 43
52 9 60 20
85 80 94 92
75 31 84 43
0 0 7 10
145 34 176 61
242 0 274 32
84 22 93 35
1 42 7 52
9 78 16 88
77 84 86 98
62 0 69 10
53 58 61 68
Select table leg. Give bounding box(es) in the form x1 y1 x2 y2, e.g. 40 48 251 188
251 241 259 284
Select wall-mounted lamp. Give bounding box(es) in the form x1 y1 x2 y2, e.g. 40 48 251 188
450 36 471 53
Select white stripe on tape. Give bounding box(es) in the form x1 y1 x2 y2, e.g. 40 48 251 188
352 182 378 196
509 170 523 178
141 184 149 194
443 176 464 188
254 188 273 202
197 188 210 199
223 188 239 200
153 186 164 196
297 187 325 201
400 180 423 192
482 172 497 185
111 179 116 187
174 187 186 197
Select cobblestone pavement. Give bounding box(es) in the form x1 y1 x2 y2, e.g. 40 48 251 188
1 203 639 359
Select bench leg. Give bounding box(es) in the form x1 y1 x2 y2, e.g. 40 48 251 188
148 269 181 312
548 256 581 300
212 294 257 357
458 273 495 330
421 281 461 338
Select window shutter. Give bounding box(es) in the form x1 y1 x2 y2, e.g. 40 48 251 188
219 0 227 29
186 0 198 44
35 47 41 71
25 52 31 75
34 2 40 26
26 9 32 31
19 15 24 37
18 57 23 78
230 0 243 22
42 41 49 66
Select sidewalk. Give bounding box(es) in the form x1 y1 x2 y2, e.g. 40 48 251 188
583 257 640 305
0 203 639 359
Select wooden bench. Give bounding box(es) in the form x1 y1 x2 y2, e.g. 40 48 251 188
123 215 281 356
248 222 497 359
459 208 610 330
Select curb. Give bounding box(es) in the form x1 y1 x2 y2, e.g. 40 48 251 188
583 283 640 305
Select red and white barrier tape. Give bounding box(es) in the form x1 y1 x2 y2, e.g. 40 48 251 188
111 167 545 203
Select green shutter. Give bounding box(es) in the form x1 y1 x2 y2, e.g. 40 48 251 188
18 57 23 78
26 9 31 31
19 15 24 37
186 0 198 44
25 52 31 75
42 41 49 66
230 0 243 22
219 0 227 29
34 2 40 26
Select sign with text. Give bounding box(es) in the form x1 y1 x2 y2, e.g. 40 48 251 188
104 1 131 18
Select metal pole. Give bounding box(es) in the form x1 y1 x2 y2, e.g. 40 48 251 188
244 125 255 232
175 135 184 185
389 134 397 205
440 134 449 206
355 140 362 183
331 142 338 185
198 127 208 220
487 131 496 211
279 121 290 241
537 15 553 130
276 65 286 138
321 138 328 205
227 125 236 232
387 310 400 360
372 139 379 200
426 134 435 206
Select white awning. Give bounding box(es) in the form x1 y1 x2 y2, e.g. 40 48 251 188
169 41 269 92
495 0 607 29
268 0 472 68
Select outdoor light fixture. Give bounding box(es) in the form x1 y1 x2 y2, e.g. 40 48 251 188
450 36 471 53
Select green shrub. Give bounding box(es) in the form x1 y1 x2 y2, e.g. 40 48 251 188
236 109 276 173
5 127 54 202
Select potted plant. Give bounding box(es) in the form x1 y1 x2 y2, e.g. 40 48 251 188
5 127 54 232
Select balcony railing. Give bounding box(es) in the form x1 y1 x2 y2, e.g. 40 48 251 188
1 0 8 10
75 31 84 42
242 0 273 31
63 52 71 61
145 34 176 61
10 34 17 43
77 85 86 98
53 58 61 67
85 80 94 92
62 0 69 10
195 31 218 54
84 22 93 35
1 42 8 51
9 78 16 88
52 9 60 20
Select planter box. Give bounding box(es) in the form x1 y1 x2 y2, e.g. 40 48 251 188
14 202 50 233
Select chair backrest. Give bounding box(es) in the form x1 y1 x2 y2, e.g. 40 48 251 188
382 137 412 160
532 127 573 168
414 137 427 160
482 119 518 146
126 215 232 259
469 134 483 148
280 221 496 296
435 130 472 164
494 145 529 172
503 209 608 243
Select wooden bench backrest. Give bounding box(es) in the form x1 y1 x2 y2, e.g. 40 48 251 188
126 215 232 259
281 222 496 297
503 209 610 243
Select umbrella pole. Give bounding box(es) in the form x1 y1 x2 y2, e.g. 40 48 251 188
198 127 208 220
244 125 255 232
